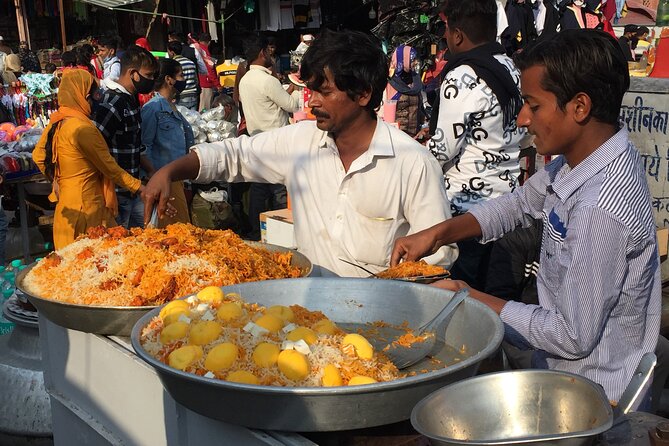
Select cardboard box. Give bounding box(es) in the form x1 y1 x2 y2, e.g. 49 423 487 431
658 228 668 258
260 208 295 249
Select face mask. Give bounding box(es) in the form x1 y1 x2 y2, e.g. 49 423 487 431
174 79 187 93
132 71 155 94
573 0 584 6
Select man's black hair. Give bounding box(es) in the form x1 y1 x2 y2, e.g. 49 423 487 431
514 29 629 126
636 26 650 37
167 40 183 56
99 35 119 50
120 45 158 73
623 24 639 35
61 51 76 67
440 0 497 45
299 29 387 118
242 33 269 61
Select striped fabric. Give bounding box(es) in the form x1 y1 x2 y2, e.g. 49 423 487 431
173 55 198 97
470 129 661 403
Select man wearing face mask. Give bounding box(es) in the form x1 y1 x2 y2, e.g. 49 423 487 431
618 24 639 62
94 46 158 229
239 33 301 241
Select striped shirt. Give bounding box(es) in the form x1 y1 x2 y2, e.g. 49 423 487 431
470 129 661 403
173 55 198 97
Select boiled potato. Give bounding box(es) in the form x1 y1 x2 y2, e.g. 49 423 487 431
159 300 189 321
217 302 243 322
168 345 203 370
321 364 343 387
255 314 285 333
348 375 377 386
205 343 238 371
312 319 337 335
197 286 225 304
277 350 310 381
162 308 190 326
160 321 189 344
226 370 259 385
189 321 222 345
266 305 295 322
252 342 280 368
286 327 317 345
342 333 374 359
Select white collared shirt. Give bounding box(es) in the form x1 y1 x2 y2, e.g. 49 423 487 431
193 119 458 277
239 65 301 135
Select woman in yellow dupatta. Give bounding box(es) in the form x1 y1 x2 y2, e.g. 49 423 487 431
33 69 142 249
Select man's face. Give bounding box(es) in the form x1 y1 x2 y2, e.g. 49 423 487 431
267 44 277 57
98 46 113 60
308 68 368 134
130 65 157 84
517 65 578 157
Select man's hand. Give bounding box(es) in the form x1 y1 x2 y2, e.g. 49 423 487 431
414 127 430 145
141 168 172 224
390 228 440 266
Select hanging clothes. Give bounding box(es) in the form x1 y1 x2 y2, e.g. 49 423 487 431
308 0 322 28
279 0 294 29
294 0 310 28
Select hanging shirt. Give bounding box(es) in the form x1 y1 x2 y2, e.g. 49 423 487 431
192 119 458 277
427 54 528 215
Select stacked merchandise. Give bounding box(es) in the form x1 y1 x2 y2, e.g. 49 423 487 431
178 105 237 144
0 122 43 180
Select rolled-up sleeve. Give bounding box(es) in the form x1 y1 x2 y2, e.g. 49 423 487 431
192 126 292 185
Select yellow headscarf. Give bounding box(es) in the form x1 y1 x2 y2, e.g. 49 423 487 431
46 69 119 215
51 69 94 123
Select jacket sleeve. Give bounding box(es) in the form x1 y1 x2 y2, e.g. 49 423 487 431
74 124 141 193
140 102 158 158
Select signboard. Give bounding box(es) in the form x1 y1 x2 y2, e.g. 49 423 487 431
620 83 669 277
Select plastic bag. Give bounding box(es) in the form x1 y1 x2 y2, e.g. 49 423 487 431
190 191 237 230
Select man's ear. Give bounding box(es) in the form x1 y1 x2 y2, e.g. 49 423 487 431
357 89 372 107
452 28 464 48
571 92 592 124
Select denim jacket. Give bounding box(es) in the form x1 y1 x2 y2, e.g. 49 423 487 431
141 93 195 171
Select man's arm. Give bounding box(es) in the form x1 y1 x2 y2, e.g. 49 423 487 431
265 78 301 113
93 100 121 147
426 65 485 166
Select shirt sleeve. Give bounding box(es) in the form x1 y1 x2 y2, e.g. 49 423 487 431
192 125 294 184
426 65 489 167
140 102 158 158
74 124 141 193
94 101 121 147
500 206 631 359
32 124 49 174
265 79 301 113
469 162 553 242
403 150 459 268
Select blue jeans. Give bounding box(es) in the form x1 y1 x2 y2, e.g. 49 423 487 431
116 194 144 229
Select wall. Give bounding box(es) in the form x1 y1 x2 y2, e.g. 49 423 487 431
621 77 669 279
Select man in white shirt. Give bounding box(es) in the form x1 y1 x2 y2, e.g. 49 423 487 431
425 0 528 289
98 36 121 87
240 33 302 240
143 29 458 277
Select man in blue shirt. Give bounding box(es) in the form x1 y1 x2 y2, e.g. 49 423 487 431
391 29 661 405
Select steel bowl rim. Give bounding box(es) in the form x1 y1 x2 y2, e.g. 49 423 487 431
15 242 313 312
410 369 614 445
130 277 505 396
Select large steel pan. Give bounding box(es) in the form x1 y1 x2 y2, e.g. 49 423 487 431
131 277 504 431
411 370 613 446
15 242 312 336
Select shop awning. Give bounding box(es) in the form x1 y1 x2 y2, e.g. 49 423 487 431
78 0 143 9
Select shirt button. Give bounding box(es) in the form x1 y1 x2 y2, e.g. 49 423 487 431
337 215 343 221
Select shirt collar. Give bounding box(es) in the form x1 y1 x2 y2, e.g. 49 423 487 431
249 65 272 75
318 119 395 157
552 128 630 201
104 78 131 95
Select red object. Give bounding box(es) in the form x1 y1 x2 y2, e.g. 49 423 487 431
650 36 669 78
135 37 151 51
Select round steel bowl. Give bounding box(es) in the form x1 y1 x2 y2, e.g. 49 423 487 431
15 243 312 336
411 370 614 446
131 277 504 431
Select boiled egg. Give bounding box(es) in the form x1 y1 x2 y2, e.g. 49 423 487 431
168 345 203 370
286 327 317 345
348 376 377 386
312 319 337 335
196 286 225 304
278 350 310 381
217 302 243 322
266 305 295 322
204 342 238 371
255 314 285 333
160 321 189 344
321 364 343 387
342 333 374 360
226 370 259 385
252 342 280 368
189 321 222 345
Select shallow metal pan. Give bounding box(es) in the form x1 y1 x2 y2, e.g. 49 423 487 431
131 277 504 431
15 242 312 336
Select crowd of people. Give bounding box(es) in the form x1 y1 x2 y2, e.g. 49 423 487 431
0 0 660 415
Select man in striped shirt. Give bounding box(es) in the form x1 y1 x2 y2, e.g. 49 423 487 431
167 41 199 110
392 29 661 405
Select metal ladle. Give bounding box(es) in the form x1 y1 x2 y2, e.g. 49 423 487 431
384 288 468 369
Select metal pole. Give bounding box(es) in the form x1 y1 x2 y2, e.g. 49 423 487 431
58 0 67 51
13 0 28 45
